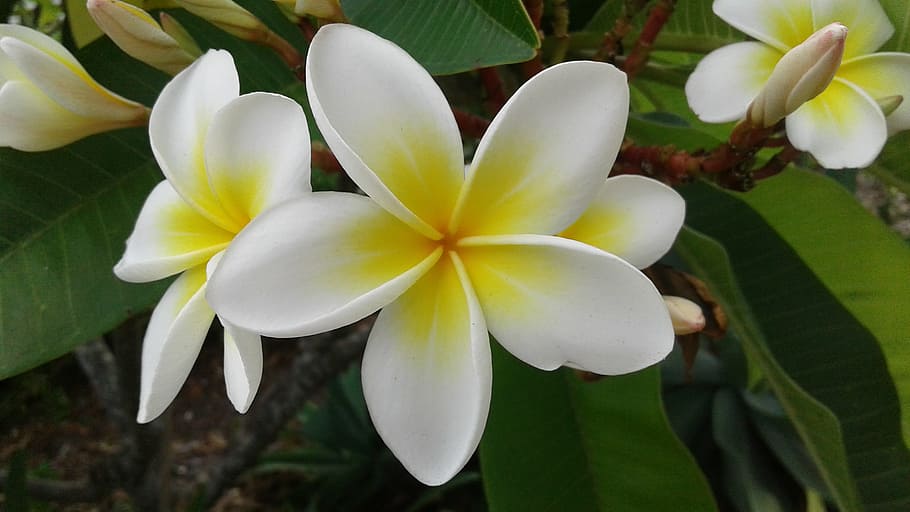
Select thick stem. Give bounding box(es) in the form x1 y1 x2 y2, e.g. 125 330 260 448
478 67 507 114
594 0 649 63
201 328 368 506
624 0 676 81
453 108 490 139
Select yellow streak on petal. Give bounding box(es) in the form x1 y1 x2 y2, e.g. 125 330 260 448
457 243 561 323
364 135 462 233
159 195 234 257
388 253 473 372
802 80 858 130
453 138 568 237
173 264 209 312
327 209 440 299
766 6 814 50
560 204 627 256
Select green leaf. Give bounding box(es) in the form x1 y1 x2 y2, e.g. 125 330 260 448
340 0 539 75
0 2 307 379
676 175 910 512
480 343 718 512
880 0 910 52
739 169 910 452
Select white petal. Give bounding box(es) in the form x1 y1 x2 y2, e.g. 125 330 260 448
137 265 214 423
838 53 910 135
115 181 234 283
306 24 463 238
0 81 115 151
811 0 893 59
208 192 442 338
221 320 262 414
450 61 629 237
713 0 814 51
457 235 673 375
685 42 781 123
204 92 311 226
561 175 685 269
149 49 239 230
786 78 887 168
0 24 85 71
0 37 146 121
363 252 490 486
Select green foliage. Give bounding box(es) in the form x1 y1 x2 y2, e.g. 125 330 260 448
480 342 718 511
677 175 910 512
341 0 539 75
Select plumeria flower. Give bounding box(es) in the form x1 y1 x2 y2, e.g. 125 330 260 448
0 24 149 151
114 50 310 422
685 0 910 169
209 24 683 485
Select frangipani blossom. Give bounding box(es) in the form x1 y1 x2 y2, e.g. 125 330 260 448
686 0 910 169
209 24 683 485
115 50 310 422
0 24 149 151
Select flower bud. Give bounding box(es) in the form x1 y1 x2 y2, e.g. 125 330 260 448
663 296 706 335
876 94 903 117
87 0 198 75
0 24 149 151
747 23 847 128
176 0 303 68
293 0 343 20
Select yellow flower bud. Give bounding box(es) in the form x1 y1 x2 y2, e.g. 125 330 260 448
87 0 198 75
747 23 847 128
0 24 149 151
663 296 706 335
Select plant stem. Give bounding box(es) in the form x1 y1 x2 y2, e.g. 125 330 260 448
624 0 677 81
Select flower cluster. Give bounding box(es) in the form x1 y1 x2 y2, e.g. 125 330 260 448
686 0 910 168
3 0 904 488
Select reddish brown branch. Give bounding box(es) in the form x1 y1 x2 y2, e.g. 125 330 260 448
521 0 546 79
453 108 491 139
312 144 343 174
623 0 676 81
594 0 649 63
478 67 507 114
753 144 801 181
297 17 317 42
616 122 782 190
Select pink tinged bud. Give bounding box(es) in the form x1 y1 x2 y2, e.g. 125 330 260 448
175 0 270 41
747 22 848 128
295 0 343 20
86 0 197 75
663 296 706 335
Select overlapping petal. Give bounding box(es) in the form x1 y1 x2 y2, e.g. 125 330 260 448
787 79 886 168
450 61 629 238
149 49 239 230
362 253 490 486
839 53 910 134
561 175 685 269
306 24 463 238
207 192 442 338
137 265 214 423
457 235 673 375
115 181 233 283
685 42 781 123
222 321 262 414
204 92 311 226
0 36 145 120
0 81 116 151
713 0 813 51
811 0 893 59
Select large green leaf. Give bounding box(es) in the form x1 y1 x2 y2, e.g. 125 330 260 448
480 343 718 511
740 169 910 451
677 175 910 512
0 2 307 379
340 0 539 75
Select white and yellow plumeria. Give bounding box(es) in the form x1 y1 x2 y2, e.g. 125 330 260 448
208 24 684 485
114 50 311 422
0 24 149 151
87 0 199 75
685 0 910 169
